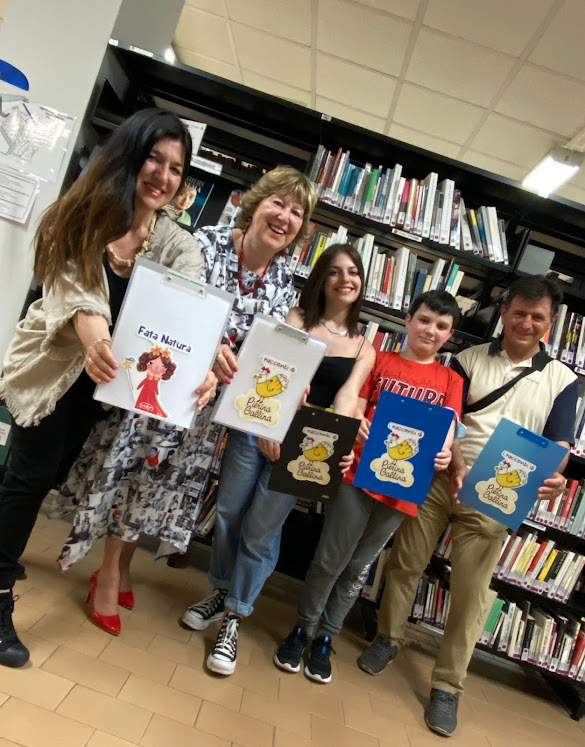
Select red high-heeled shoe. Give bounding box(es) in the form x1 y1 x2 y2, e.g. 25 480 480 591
118 590 135 611
87 572 121 636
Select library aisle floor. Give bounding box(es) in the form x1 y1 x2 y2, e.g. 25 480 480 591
1 507 585 747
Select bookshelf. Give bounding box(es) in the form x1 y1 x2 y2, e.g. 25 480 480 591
80 42 585 718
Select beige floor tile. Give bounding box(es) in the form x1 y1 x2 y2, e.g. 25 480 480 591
273 728 313 747
241 689 311 739
343 705 410 744
27 614 110 658
0 663 74 710
140 713 231 747
0 693 7 707
19 632 58 667
324 676 373 714
311 713 379 747
42 646 130 697
113 627 155 652
86 732 137 747
404 722 492 746
146 632 207 670
229 650 280 699
99 639 177 685
169 664 243 711
277 676 344 722
0 697 93 747
118 673 201 726
57 684 152 743
0 738 23 747
12 601 48 632
195 700 273 747
120 609 191 644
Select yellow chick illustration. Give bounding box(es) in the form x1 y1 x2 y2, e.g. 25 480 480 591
495 469 523 489
303 442 330 462
254 373 288 400
387 439 415 461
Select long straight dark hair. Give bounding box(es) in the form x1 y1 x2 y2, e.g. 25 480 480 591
299 243 365 337
34 108 192 291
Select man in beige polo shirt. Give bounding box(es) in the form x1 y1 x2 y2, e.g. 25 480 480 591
358 275 577 737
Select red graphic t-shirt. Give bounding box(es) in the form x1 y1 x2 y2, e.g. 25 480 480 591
344 352 464 517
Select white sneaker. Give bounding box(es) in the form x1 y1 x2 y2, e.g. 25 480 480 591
181 588 227 631
207 614 241 675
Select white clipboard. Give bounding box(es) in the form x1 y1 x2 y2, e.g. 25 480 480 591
94 257 234 429
211 314 327 443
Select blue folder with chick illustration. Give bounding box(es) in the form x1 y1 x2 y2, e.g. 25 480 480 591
458 418 568 530
353 391 454 505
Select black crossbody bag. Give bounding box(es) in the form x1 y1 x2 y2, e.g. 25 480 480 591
464 355 553 415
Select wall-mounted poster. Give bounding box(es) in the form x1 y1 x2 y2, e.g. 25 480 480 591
164 176 214 233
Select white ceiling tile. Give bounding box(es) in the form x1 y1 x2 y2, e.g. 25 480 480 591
495 64 585 138
393 83 485 144
316 96 387 134
175 47 240 82
406 28 515 107
563 162 585 191
226 0 311 46
461 150 526 182
243 71 311 107
387 122 461 159
174 7 234 65
471 114 559 169
316 54 397 118
554 180 585 205
231 23 311 89
423 0 555 57
317 0 411 77
529 0 585 82
184 0 226 16
357 0 421 21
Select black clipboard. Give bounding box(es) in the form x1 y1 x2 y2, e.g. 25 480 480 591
268 406 360 501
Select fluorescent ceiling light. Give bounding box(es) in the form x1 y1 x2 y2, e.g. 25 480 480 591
163 47 176 64
523 146 584 198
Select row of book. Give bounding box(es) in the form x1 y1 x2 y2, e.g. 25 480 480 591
308 147 509 264
494 528 584 603
410 570 451 629
193 479 218 537
289 223 468 313
435 523 585 604
526 477 585 535
479 590 585 680
572 393 585 459
362 321 408 353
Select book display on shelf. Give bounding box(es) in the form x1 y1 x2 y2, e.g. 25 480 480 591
308 148 509 266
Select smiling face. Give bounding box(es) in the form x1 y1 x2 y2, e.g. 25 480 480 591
173 186 197 211
500 294 554 361
404 303 454 360
247 193 304 256
136 137 185 212
324 251 361 307
146 357 167 377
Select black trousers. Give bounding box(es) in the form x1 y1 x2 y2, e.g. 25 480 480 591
0 373 105 589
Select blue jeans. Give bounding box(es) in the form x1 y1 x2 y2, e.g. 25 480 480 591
209 429 298 616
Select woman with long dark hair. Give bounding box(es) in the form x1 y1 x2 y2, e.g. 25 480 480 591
0 109 215 668
182 243 375 677
56 166 316 636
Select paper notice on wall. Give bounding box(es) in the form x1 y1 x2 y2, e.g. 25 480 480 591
0 100 75 182
0 421 11 447
0 166 38 223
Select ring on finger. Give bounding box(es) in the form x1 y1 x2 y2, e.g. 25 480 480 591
86 356 93 365
217 352 225 360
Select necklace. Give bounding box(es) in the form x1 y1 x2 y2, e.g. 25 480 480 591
320 319 348 336
106 213 157 268
237 229 272 295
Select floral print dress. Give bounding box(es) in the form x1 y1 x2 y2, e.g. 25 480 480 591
58 224 294 568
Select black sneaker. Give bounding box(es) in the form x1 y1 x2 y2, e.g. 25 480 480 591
0 592 30 668
274 626 309 673
357 634 398 675
305 634 333 684
425 688 459 737
207 614 241 675
181 588 227 631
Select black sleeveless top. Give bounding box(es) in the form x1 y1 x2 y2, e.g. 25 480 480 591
308 356 357 408
103 254 130 328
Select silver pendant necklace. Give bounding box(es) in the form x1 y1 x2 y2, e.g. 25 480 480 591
320 319 348 336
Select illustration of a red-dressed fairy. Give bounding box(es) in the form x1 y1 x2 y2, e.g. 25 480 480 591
134 346 177 418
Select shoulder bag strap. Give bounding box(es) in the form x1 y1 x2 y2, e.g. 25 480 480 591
464 355 552 415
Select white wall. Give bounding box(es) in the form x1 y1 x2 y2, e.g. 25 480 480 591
0 0 123 365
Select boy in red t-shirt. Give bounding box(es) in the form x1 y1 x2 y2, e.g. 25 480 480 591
274 291 464 684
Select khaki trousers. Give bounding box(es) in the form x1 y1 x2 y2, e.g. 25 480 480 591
377 471 508 694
